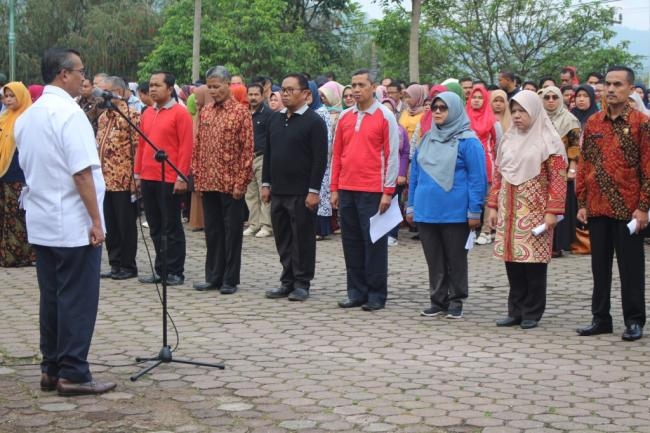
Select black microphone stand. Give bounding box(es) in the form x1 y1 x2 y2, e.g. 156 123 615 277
99 97 224 381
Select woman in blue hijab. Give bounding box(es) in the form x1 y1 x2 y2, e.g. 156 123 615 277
406 92 487 320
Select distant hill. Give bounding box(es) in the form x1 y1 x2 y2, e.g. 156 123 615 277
612 25 650 77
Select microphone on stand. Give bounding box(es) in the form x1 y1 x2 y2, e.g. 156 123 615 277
92 87 125 100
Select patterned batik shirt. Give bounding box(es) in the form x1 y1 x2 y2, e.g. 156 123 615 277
97 106 141 191
192 97 254 193
576 104 650 219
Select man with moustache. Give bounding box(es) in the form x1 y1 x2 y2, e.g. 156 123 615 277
135 71 193 286
192 66 253 294
243 82 273 238
262 73 328 302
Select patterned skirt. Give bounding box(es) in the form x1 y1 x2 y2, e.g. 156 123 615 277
0 181 35 267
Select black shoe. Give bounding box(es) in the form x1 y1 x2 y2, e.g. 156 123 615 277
622 323 643 341
577 321 613 336
111 269 138 280
220 285 238 295
193 282 219 291
520 319 538 329
138 273 162 284
496 316 522 327
361 302 384 311
166 274 184 286
421 306 446 317
265 286 293 299
288 287 309 301
101 268 117 279
338 297 365 308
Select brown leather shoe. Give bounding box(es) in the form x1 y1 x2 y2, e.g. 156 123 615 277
40 373 58 391
56 378 116 396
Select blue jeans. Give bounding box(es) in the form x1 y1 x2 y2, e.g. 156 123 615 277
339 190 388 306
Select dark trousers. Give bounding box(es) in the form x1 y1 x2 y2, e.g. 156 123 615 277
202 191 246 287
35 244 101 383
504 262 547 321
141 180 186 277
339 190 388 305
589 216 646 327
104 190 138 273
271 194 316 290
418 222 469 310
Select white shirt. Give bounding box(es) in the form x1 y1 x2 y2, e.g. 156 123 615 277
15 85 105 247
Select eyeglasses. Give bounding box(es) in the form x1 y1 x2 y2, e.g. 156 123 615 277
543 95 559 101
280 87 304 94
66 68 86 76
431 104 448 112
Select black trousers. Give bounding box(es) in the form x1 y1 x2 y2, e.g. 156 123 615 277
339 190 388 305
504 262 547 321
104 190 138 273
36 244 101 383
271 194 316 290
201 191 246 287
589 216 646 327
141 180 186 277
418 222 469 311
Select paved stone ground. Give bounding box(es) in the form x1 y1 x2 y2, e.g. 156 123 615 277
1 224 650 433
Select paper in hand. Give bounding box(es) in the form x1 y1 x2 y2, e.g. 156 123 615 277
532 215 564 236
627 218 637 235
465 231 476 250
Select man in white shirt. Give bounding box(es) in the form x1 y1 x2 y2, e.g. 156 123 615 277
15 47 116 397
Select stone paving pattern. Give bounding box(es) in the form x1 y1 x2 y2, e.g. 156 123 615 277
1 225 650 433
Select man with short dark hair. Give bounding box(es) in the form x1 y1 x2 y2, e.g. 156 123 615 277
137 81 153 111
15 47 116 396
243 82 273 238
331 68 399 311
576 66 650 342
96 76 141 281
586 72 603 87
192 66 254 294
135 71 193 286
497 71 519 100
262 73 328 302
386 79 404 113
459 77 473 99
560 66 578 86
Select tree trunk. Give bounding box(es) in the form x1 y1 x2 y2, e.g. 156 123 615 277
409 0 421 83
191 0 201 83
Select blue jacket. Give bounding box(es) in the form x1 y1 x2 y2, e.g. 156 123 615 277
408 137 487 223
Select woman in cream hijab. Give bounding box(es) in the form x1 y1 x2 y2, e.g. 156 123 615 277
487 90 567 330
0 82 35 266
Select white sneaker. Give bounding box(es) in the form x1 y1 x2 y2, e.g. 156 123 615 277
475 233 492 245
243 226 258 236
255 227 273 238
141 221 149 228
387 236 398 246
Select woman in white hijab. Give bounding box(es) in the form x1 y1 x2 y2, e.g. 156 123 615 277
487 90 568 330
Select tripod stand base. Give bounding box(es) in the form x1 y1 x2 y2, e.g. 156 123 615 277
130 346 225 381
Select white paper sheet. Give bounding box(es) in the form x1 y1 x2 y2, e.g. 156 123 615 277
532 215 564 236
627 218 637 235
465 231 476 250
369 196 403 243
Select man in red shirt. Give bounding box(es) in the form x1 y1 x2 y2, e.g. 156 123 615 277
192 66 253 294
330 69 399 311
576 66 650 342
135 71 193 286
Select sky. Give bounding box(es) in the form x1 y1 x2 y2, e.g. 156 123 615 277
357 0 650 31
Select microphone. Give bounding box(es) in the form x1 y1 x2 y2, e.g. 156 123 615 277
92 87 125 100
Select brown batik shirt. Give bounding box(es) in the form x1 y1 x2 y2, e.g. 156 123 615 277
97 106 141 191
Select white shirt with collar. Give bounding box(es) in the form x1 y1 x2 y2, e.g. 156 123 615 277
15 85 105 247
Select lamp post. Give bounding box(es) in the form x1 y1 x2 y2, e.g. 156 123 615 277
8 0 16 81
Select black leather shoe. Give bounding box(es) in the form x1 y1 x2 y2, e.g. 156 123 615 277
57 378 116 396
361 302 384 311
166 274 184 286
496 316 521 327
288 287 309 301
220 285 238 295
577 322 613 336
111 269 138 280
193 281 219 291
265 286 293 299
100 268 117 279
40 373 58 391
139 274 162 284
622 323 643 341
337 298 365 308
520 319 538 329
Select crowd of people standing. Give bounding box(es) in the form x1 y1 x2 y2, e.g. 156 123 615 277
1 48 649 396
